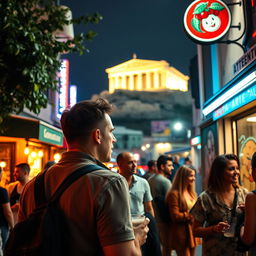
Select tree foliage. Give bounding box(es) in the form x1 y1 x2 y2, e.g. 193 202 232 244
0 0 102 125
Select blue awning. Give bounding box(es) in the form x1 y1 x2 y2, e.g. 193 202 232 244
165 146 191 154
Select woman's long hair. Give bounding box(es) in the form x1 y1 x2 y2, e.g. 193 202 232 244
207 154 240 192
166 165 197 211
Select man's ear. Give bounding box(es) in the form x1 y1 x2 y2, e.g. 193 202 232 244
92 129 101 144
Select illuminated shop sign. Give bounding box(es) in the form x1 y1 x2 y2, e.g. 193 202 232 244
69 85 77 107
190 136 201 145
213 82 256 120
233 44 256 75
184 0 231 43
57 59 69 119
39 123 63 146
203 71 256 116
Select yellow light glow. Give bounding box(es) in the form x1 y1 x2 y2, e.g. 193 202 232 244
24 147 29 155
31 152 37 158
134 153 140 161
38 151 44 157
0 161 6 168
54 153 61 163
247 117 256 122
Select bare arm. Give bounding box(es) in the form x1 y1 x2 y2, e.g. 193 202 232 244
2 203 14 229
144 201 154 217
103 218 149 256
103 240 141 256
192 218 229 238
241 193 256 245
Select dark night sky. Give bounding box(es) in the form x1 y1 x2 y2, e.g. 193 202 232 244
61 0 197 101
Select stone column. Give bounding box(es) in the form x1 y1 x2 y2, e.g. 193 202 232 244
137 73 142 90
129 75 134 90
146 72 151 89
154 71 159 89
121 75 126 89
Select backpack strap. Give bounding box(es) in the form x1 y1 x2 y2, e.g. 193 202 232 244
34 164 107 208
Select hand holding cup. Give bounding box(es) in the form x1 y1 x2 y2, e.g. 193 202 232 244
131 214 150 246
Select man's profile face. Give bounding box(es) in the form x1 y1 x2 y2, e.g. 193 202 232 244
162 160 173 176
118 153 137 176
98 114 116 162
14 167 25 182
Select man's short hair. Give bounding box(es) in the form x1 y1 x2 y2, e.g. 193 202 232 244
147 160 156 169
157 155 173 170
116 152 126 166
15 163 30 174
252 152 256 169
60 98 113 144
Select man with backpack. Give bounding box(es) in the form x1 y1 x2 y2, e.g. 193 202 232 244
14 98 149 256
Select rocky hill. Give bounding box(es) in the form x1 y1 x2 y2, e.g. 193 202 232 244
92 90 192 136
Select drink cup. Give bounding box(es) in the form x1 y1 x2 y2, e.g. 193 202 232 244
223 217 236 238
131 214 145 227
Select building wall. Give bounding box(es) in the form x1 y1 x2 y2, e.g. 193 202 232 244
196 0 256 190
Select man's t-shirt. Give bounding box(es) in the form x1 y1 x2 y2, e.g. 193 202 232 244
129 175 153 215
0 187 9 227
148 174 171 222
19 151 135 256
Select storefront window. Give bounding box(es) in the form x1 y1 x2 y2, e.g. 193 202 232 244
26 145 47 180
0 143 15 187
236 113 256 190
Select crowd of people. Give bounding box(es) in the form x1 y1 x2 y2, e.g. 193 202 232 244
0 98 256 256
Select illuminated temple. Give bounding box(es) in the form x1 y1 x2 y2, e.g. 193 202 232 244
105 55 189 93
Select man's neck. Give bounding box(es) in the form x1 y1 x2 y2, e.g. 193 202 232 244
19 179 28 187
158 170 167 178
121 173 134 187
68 146 99 161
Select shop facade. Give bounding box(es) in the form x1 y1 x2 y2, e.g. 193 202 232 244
0 115 65 187
185 0 256 190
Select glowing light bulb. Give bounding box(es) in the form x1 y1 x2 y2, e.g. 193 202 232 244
38 151 44 157
0 161 6 168
24 147 29 155
54 153 61 162
31 151 37 158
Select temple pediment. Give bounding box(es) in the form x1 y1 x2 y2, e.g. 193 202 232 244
106 59 169 73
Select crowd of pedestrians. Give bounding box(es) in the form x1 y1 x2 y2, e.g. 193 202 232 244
0 98 256 256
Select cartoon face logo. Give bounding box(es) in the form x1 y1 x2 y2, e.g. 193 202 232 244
192 2 224 33
183 0 231 43
202 14 221 32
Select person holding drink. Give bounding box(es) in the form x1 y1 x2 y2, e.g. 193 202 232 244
117 152 161 256
190 154 247 255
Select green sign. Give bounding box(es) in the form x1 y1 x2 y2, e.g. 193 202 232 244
39 124 63 146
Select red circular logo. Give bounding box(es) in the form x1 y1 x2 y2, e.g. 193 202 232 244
184 0 231 43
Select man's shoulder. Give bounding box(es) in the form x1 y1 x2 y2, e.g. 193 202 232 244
133 174 150 186
7 181 19 193
154 174 170 183
8 181 19 187
134 174 147 182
